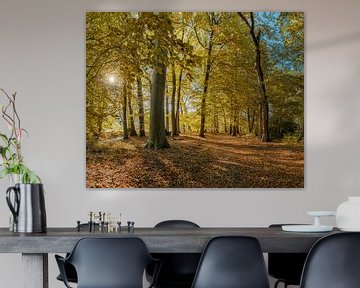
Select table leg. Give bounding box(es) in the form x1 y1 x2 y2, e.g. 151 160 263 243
22 253 48 288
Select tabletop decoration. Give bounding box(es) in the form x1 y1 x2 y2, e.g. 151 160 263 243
336 197 360 231
0 89 46 233
282 211 335 233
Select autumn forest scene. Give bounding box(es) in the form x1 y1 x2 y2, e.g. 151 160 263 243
86 12 304 188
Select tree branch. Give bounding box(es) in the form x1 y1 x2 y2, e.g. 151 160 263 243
237 12 251 30
193 25 205 49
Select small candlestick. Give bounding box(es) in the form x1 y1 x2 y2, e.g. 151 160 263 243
127 221 135 233
88 212 93 232
77 221 81 232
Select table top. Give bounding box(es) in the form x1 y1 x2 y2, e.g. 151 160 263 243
0 227 340 254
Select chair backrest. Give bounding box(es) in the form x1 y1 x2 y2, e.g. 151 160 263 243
191 236 270 288
67 237 154 288
268 224 308 285
155 220 200 228
151 220 201 285
300 232 360 288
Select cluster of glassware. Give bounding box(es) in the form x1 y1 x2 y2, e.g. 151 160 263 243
86 211 123 232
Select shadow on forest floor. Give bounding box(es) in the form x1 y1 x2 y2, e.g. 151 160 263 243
86 133 304 188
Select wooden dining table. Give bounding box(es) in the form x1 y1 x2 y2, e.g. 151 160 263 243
0 226 339 288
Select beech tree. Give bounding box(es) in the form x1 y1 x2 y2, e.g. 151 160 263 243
238 12 270 142
171 65 177 135
144 12 174 149
145 63 170 149
136 77 146 137
128 87 137 136
121 82 129 140
192 12 221 138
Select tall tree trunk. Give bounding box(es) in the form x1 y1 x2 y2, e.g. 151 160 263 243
199 35 213 138
231 110 237 136
122 82 129 140
277 119 282 138
250 110 255 134
175 68 183 134
247 107 256 134
255 43 270 142
171 66 177 136
165 84 170 134
214 113 219 133
136 77 145 137
145 63 170 149
259 104 263 137
223 110 228 133
232 101 239 136
234 99 239 136
247 107 252 134
229 98 234 135
298 119 304 141
238 12 270 142
128 89 137 136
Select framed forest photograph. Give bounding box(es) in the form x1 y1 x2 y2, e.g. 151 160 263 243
86 12 304 188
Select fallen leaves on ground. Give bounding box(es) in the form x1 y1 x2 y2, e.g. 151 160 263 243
86 133 304 188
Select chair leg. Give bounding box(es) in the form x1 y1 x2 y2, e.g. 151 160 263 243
274 280 289 288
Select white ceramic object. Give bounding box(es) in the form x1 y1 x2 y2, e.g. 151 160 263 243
282 210 335 233
307 211 336 227
282 225 333 232
336 197 360 231
307 211 336 217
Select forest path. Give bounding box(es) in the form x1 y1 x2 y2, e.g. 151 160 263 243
86 133 304 188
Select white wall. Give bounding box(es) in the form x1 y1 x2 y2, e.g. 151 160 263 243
1 0 360 287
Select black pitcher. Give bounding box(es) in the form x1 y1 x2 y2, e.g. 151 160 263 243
6 183 47 233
